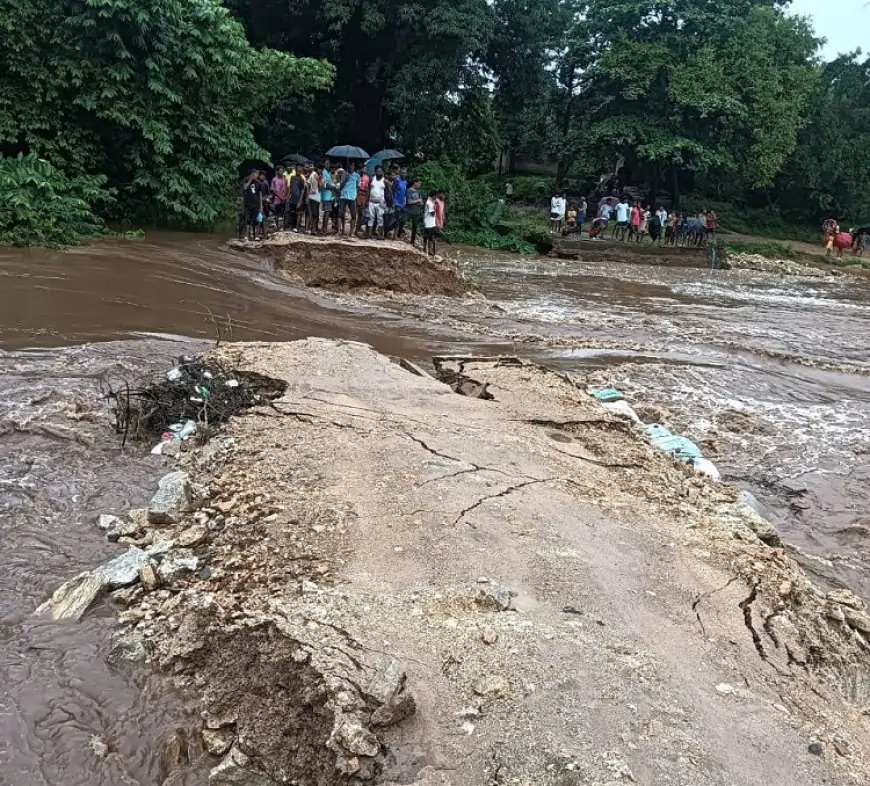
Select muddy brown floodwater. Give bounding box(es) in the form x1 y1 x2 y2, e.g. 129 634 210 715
2 232 869 785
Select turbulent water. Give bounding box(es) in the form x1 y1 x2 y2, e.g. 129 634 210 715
1 233 868 784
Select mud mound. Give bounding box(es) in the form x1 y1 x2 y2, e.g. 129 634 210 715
230 234 470 297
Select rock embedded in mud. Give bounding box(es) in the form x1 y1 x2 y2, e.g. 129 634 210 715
98 547 151 587
843 608 870 634
827 589 866 611
334 718 381 757
157 553 199 583
209 745 275 786
177 523 207 547
475 583 513 612
97 513 124 532
36 571 105 621
108 630 147 665
202 727 235 757
202 708 239 730
139 561 160 591
366 656 406 705
371 694 417 728
148 471 192 524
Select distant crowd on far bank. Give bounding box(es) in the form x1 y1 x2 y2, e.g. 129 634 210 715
547 192 718 247
240 161 446 255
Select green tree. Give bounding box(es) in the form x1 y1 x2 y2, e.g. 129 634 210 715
777 54 870 223
0 0 332 227
526 0 819 203
226 0 494 156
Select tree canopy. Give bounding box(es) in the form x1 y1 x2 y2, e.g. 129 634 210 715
1 0 867 244
0 0 331 230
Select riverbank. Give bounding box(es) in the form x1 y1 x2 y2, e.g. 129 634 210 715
60 339 870 785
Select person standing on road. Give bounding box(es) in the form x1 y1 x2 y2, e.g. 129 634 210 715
577 197 587 233
613 197 630 240
242 170 264 241
366 166 387 238
405 178 424 246
306 163 321 235
320 160 335 234
423 190 438 255
338 163 359 236
270 166 288 231
550 192 566 234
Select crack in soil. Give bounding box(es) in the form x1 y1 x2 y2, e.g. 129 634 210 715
452 478 553 527
691 576 740 637
739 581 767 660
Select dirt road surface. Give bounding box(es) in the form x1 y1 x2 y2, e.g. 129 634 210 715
95 339 870 786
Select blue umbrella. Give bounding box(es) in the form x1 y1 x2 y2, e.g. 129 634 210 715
371 148 404 162
326 145 370 160
364 157 382 176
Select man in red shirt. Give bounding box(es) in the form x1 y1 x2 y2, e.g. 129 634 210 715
706 209 718 242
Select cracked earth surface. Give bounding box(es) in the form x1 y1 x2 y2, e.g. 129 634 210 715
116 339 870 786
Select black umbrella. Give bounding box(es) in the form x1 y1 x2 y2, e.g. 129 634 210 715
371 148 404 161
238 158 272 178
326 145 370 160
281 153 310 166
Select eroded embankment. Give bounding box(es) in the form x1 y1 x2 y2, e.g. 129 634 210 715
229 234 470 297
40 340 870 786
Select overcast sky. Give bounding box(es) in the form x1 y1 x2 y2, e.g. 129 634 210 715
788 0 868 60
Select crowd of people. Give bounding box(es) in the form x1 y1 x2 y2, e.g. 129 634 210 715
240 160 446 255
549 194 718 246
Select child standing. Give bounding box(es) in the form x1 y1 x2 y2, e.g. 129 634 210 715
423 190 438 255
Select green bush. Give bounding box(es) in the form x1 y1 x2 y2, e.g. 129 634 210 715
723 240 796 258
0 154 110 246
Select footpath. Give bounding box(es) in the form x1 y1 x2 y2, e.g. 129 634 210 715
40 339 870 786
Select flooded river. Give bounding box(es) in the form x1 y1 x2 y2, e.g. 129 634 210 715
2 233 869 785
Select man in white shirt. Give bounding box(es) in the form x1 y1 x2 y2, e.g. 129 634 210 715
366 166 387 238
613 197 630 240
550 193 566 234
423 190 438 255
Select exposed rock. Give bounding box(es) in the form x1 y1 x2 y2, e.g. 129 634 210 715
472 675 508 699
97 548 150 588
808 742 824 756
108 630 148 665
826 603 846 622
843 608 870 634
36 539 147 620
716 683 735 695
202 727 235 757
371 693 416 728
480 627 499 645
366 656 406 705
161 729 186 775
97 514 124 532
158 554 200 583
828 589 866 611
202 708 239 730
475 582 513 612
177 523 207 548
90 735 109 759
334 718 380 757
36 571 105 621
148 471 192 525
140 561 160 591
209 745 275 786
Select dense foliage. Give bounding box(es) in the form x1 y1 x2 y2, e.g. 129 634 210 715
0 0 331 232
0 154 109 246
1 0 867 247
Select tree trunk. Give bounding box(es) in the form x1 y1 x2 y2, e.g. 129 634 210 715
670 167 680 209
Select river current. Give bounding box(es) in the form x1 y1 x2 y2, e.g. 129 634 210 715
1 233 868 784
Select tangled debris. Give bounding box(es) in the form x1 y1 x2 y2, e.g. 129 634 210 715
109 358 286 444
